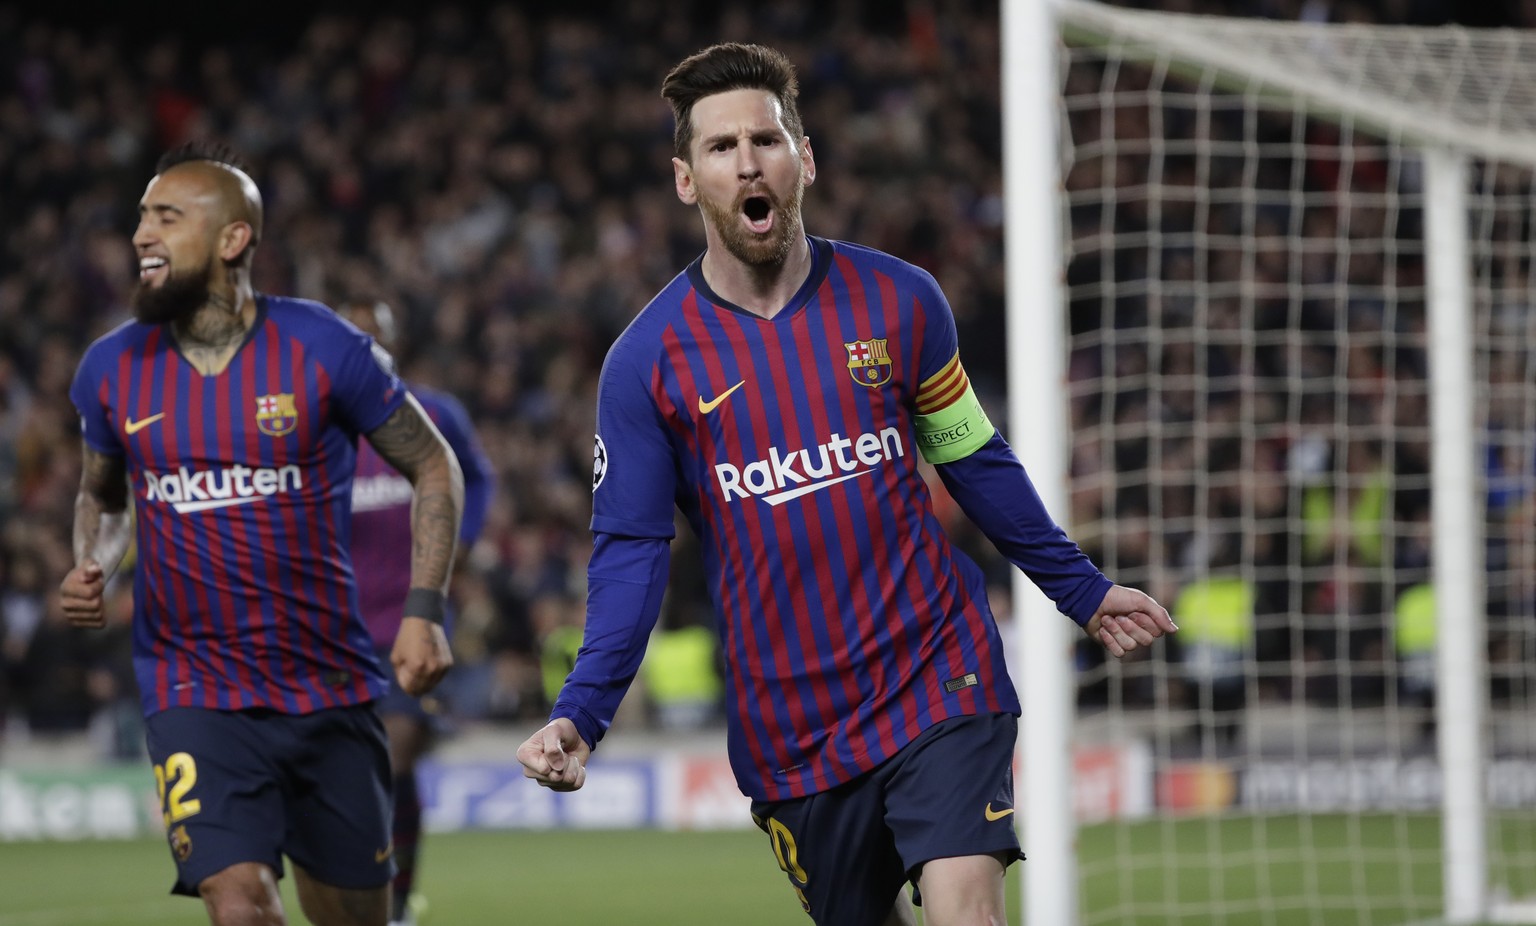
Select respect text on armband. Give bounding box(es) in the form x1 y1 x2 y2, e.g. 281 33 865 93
917 419 973 448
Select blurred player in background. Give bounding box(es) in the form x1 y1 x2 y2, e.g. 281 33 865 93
59 143 464 926
518 43 1176 926
342 298 496 926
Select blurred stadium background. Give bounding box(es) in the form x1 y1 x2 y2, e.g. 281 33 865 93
2 1 1534 923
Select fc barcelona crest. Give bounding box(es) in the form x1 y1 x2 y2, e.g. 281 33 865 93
844 338 892 388
169 824 193 861
255 393 298 437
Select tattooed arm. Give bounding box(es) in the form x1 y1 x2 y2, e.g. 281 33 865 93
60 447 132 628
364 394 465 695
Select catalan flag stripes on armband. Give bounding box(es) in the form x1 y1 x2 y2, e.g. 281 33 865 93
913 353 994 464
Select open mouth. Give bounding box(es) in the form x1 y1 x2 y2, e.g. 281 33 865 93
742 196 774 234
139 256 168 283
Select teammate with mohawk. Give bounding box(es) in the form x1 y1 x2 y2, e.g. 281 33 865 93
60 143 463 926
518 44 1176 926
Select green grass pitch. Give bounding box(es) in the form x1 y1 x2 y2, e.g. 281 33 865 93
0 817 1523 925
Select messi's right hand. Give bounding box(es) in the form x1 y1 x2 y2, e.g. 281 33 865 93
517 717 590 792
60 560 106 628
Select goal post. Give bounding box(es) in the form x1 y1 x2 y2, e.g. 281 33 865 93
1422 146 1487 924
1007 1 1536 923
1005 0 1081 924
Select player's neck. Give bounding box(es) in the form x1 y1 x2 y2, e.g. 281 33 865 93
173 282 256 376
701 234 812 320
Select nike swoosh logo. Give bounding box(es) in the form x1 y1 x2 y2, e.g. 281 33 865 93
984 803 1015 822
698 380 746 415
375 845 393 863
124 413 166 435
761 469 870 506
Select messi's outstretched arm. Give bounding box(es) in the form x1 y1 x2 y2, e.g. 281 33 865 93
521 317 679 790
60 446 133 628
906 277 1174 657
365 394 465 695
935 431 1176 657
519 531 671 792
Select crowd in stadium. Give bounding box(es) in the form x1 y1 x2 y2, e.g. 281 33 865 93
2 0 1532 758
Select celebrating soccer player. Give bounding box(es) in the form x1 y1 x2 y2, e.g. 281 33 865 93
517 43 1177 926
343 298 496 926
59 143 464 926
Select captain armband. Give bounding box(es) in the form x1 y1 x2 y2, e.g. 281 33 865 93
914 385 994 464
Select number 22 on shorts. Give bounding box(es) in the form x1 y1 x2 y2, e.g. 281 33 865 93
153 752 203 827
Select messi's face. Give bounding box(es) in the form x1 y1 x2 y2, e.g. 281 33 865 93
674 88 816 268
130 170 220 324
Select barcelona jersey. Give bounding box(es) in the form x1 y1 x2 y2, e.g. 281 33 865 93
588 237 1022 800
70 295 406 717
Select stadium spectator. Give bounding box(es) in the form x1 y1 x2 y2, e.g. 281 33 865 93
640 623 724 731
1171 544 1255 750
1393 581 1436 742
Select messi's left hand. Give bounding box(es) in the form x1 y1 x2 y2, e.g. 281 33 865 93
393 616 453 696
1084 585 1177 659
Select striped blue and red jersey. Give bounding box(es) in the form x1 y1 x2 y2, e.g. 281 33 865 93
567 237 1048 801
351 383 495 646
69 295 407 718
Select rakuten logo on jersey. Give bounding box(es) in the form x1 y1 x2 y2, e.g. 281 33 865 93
143 464 303 514
714 427 904 507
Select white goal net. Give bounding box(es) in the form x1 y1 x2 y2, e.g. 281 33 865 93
1012 2 1536 923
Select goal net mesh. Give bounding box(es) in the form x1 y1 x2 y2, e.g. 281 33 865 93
1051 3 1536 922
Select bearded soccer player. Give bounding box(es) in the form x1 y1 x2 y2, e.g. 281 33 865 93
517 44 1177 926
343 298 496 926
59 143 464 926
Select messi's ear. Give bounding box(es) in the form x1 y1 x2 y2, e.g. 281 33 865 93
800 136 816 188
673 157 698 205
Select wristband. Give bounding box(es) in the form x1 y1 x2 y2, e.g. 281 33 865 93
403 588 446 625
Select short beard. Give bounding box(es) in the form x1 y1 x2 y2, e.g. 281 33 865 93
132 259 212 325
700 178 804 268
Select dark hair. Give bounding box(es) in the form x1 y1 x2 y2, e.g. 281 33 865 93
155 141 250 176
661 43 803 161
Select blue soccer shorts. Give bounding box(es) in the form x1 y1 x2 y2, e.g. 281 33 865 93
750 711 1024 926
144 704 394 897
